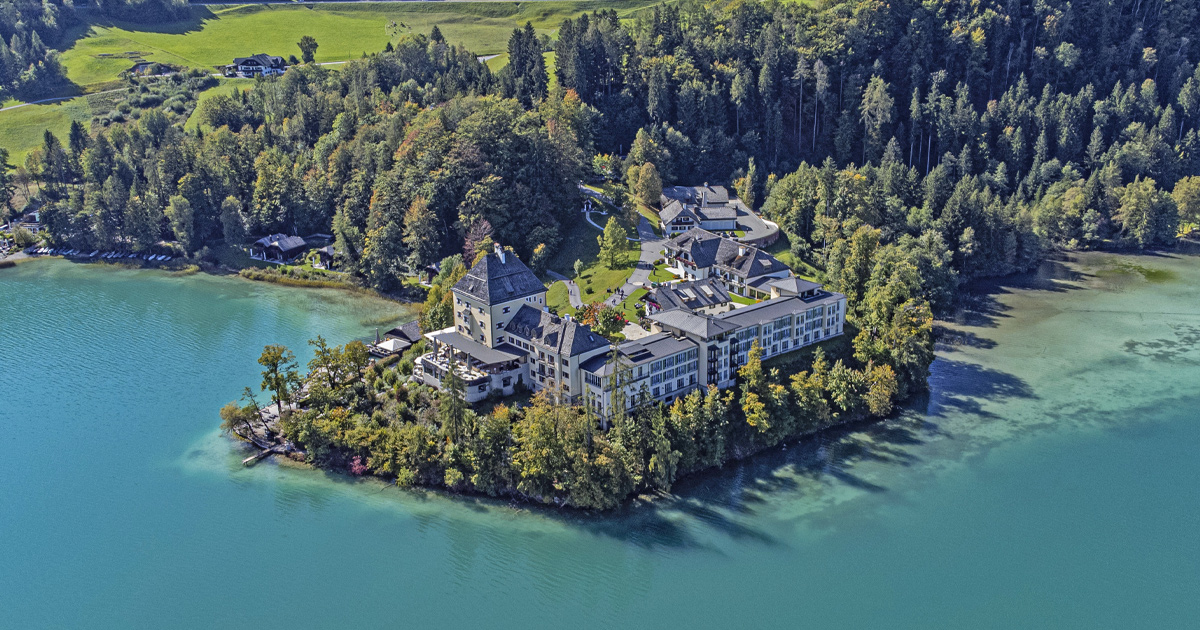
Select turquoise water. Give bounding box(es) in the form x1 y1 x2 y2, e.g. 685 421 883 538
1 254 1198 628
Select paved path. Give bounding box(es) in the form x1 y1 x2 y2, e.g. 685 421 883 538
545 270 584 309
605 217 664 307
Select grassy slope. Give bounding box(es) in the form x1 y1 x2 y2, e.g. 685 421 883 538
0 98 93 164
60 2 656 89
2 1 657 162
546 280 572 315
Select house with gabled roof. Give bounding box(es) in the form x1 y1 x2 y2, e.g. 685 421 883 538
659 183 742 235
224 54 287 78
251 234 307 262
663 228 791 298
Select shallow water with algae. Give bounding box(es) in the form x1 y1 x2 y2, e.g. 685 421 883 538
1 253 1197 629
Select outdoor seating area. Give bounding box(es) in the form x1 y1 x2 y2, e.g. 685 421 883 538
416 327 527 402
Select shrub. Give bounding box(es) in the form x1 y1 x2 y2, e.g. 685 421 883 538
395 467 417 487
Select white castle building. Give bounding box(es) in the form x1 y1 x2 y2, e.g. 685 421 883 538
416 240 845 418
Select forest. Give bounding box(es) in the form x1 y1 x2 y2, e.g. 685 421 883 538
6 0 1199 505
0 0 188 102
9 0 1199 298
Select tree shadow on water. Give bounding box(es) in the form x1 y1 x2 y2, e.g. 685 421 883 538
953 257 1089 329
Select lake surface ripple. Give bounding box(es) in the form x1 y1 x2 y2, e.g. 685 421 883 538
1 253 1197 629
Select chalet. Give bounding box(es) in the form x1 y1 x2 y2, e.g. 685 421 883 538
659 184 743 235
251 234 307 262
224 54 287 78
663 228 791 298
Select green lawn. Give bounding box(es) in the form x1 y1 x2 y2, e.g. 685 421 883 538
58 2 658 93
576 248 637 304
546 280 574 316
616 287 647 320
730 293 758 306
648 262 674 283
765 233 821 279
0 97 93 164
483 53 509 72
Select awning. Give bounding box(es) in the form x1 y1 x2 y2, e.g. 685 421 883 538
425 329 525 365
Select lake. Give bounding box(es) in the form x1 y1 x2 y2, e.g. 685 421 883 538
1 253 1197 629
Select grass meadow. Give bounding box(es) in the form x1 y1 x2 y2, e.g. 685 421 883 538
59 2 656 90
2 1 659 160
0 98 93 164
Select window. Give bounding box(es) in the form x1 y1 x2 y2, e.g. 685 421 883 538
502 377 511 387
477 385 487 392
561 359 568 367
496 322 504 329
503 306 511 314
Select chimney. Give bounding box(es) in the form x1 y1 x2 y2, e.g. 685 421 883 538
494 242 505 263
738 246 746 257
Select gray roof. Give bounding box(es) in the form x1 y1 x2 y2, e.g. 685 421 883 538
233 54 286 69
665 228 724 268
425 329 525 365
504 305 609 358
619 333 698 365
665 228 789 279
581 333 698 375
662 184 730 206
384 320 422 343
650 278 731 312
254 233 306 253
717 293 845 328
769 277 823 295
453 249 545 306
714 238 789 278
696 205 738 221
659 199 699 225
649 309 739 339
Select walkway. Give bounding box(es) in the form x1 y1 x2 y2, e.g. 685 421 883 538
605 216 664 307
545 270 584 310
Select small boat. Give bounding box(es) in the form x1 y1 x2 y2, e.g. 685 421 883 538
88 250 99 257
163 256 172 261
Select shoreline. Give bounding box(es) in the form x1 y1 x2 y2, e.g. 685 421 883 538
2 252 423 307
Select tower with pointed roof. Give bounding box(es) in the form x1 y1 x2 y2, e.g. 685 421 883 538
451 243 548 348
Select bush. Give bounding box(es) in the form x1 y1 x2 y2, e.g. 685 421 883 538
395 467 417 487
